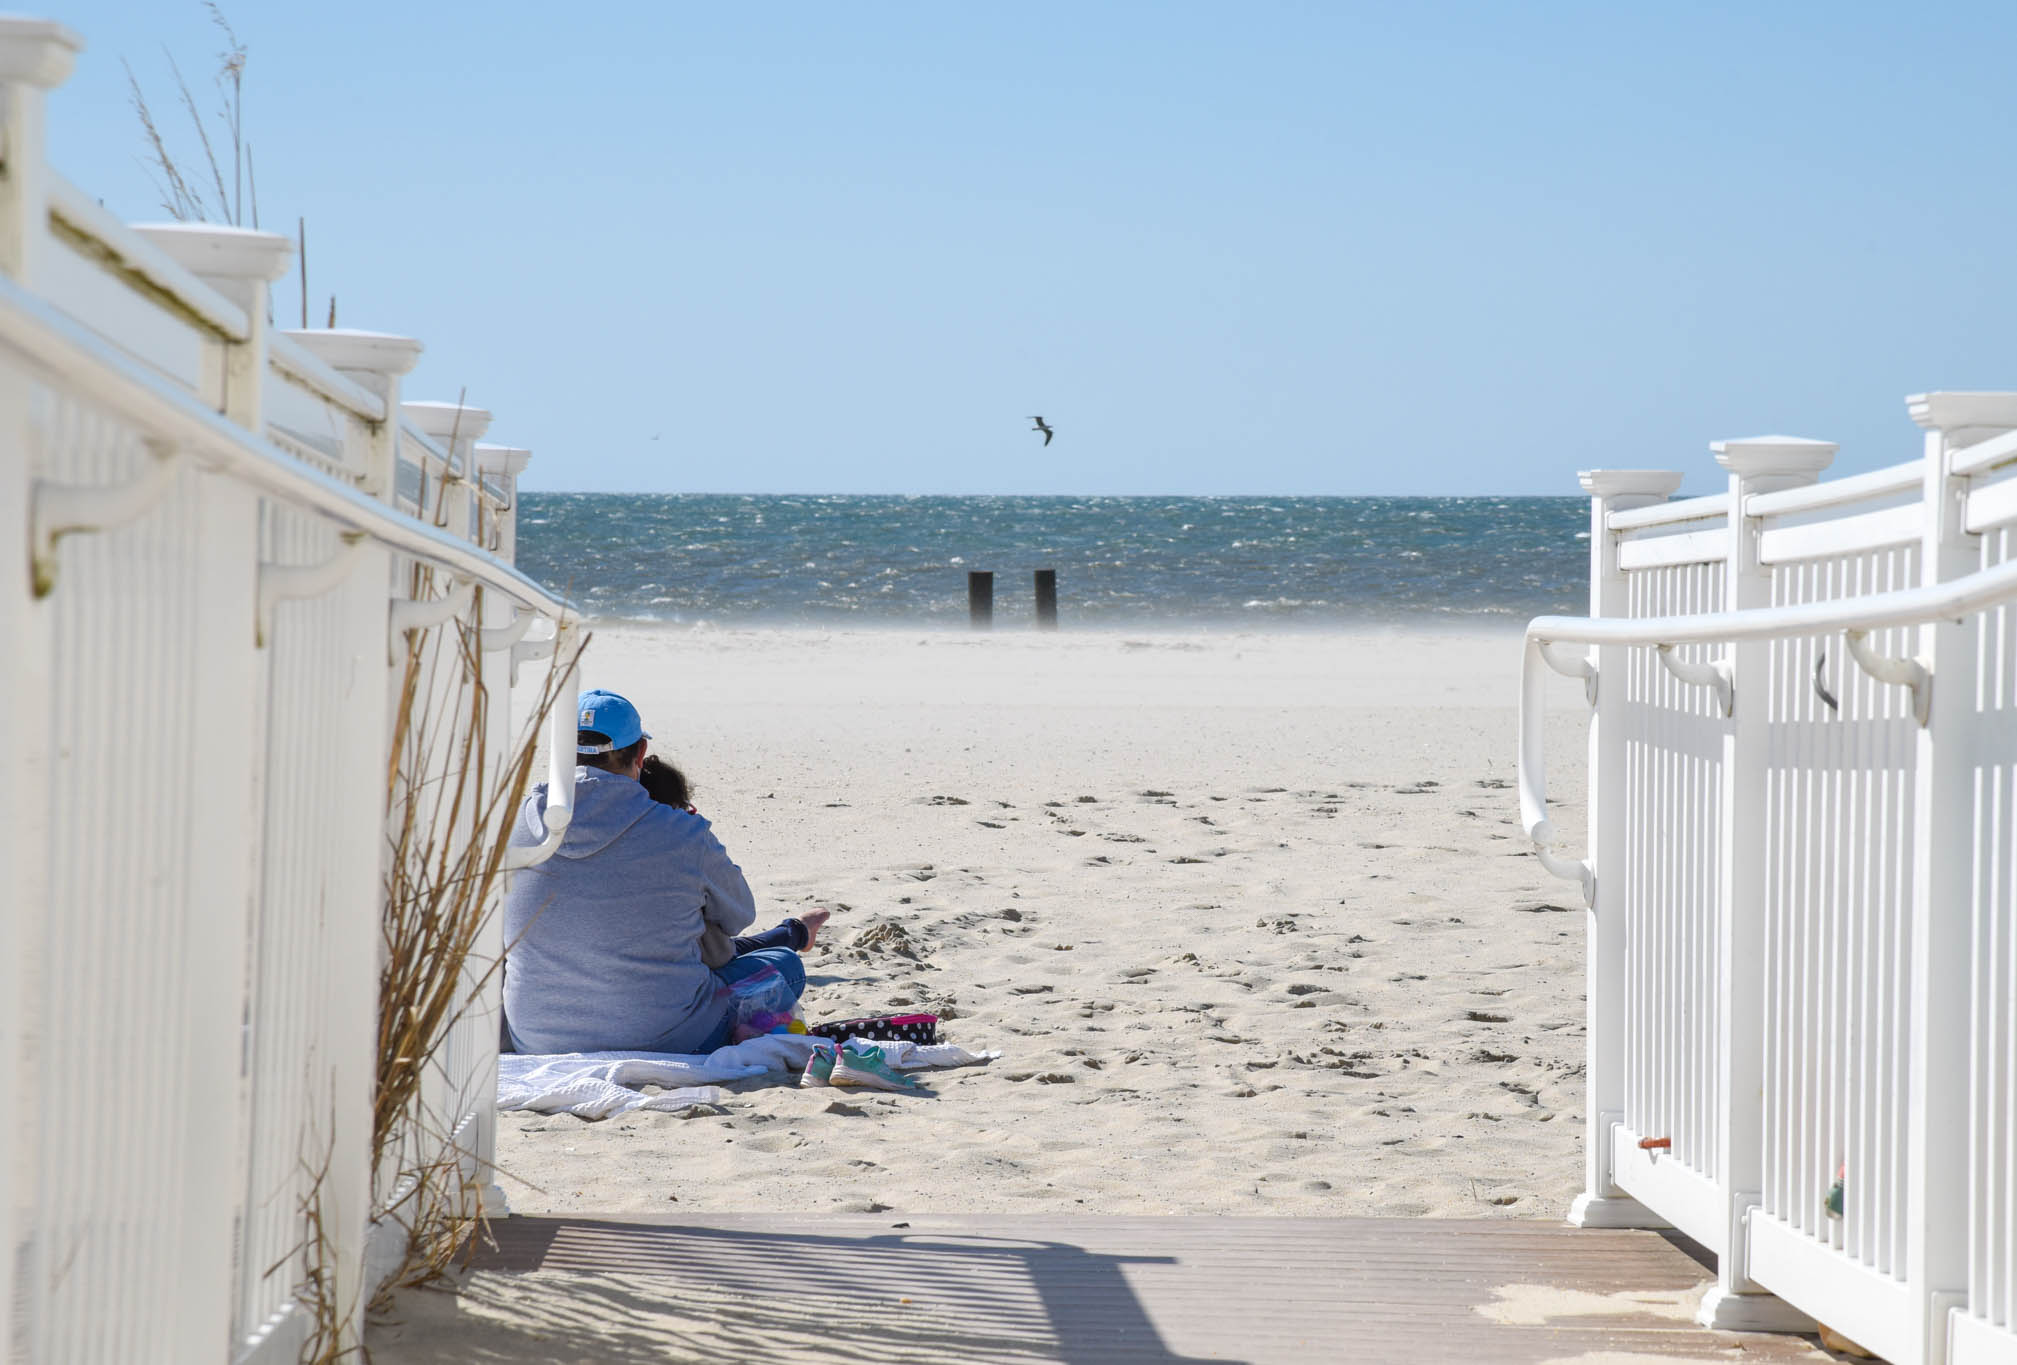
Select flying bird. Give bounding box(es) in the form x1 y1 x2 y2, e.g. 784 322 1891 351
1028 415 1054 446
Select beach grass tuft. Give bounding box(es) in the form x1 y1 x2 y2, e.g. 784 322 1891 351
372 558 585 1300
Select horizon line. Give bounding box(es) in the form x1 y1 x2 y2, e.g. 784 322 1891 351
513 487 1626 500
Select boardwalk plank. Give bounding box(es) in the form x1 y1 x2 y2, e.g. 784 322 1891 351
366 1215 1841 1364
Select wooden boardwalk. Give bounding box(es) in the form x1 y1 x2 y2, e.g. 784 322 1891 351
365 1214 1843 1363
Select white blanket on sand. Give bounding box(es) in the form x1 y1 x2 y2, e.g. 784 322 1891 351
497 1034 998 1120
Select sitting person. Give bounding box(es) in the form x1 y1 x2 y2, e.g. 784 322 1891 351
503 689 813 1055
638 753 829 963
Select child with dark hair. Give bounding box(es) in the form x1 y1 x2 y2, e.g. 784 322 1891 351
638 755 829 965
637 755 694 810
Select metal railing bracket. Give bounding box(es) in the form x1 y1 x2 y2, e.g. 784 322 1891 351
1656 643 1734 717
1538 640 1599 706
256 533 368 647
480 607 534 654
1532 840 1596 907
510 631 557 687
1814 649 1839 713
1843 628 1931 726
387 577 475 655
29 436 186 597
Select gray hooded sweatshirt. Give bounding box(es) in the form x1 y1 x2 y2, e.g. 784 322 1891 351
503 766 757 1054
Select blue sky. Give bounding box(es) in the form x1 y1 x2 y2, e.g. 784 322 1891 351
42 2 2017 495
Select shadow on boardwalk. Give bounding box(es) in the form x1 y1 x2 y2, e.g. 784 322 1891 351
366 1214 1842 1365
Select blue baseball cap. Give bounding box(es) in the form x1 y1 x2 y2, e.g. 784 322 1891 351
576 689 651 753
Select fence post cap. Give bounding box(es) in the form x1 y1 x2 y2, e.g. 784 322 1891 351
1907 391 2017 436
474 443 532 478
403 399 494 444
130 223 293 283
1577 469 1683 500
284 328 423 378
0 17 84 87
1711 436 1836 486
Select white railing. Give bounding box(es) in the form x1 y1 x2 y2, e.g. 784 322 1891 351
0 18 581 1363
1520 408 2017 1364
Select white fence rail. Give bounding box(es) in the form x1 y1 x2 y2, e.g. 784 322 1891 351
1521 409 2017 1364
0 19 579 1362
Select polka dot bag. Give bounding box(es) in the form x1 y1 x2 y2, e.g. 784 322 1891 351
807 1012 938 1045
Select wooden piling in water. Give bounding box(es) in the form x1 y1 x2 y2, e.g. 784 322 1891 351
968 570 994 629
1034 568 1057 630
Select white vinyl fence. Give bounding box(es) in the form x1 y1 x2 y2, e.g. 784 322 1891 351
0 19 580 1363
1521 404 2017 1364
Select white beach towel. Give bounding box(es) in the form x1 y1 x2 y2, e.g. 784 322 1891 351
497 1034 998 1120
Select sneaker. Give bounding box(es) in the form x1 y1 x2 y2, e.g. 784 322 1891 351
830 1042 925 1093
799 1045 836 1088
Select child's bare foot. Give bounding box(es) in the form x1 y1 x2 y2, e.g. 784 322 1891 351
796 908 833 948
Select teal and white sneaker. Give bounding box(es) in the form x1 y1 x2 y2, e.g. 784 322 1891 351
830 1041 925 1093
800 1045 836 1088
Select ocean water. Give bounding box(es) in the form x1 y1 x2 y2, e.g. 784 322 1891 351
514 493 1588 630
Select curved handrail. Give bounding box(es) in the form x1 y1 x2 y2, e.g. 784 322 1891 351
0 271 576 625
2 254 588 874
1518 551 2017 895
501 622 582 872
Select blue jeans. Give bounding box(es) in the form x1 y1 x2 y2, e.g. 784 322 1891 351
731 917 810 956
703 946 807 1052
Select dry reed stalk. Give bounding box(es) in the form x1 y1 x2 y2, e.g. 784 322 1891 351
123 6 250 227
166 49 231 217
369 1128 488 1309
124 57 206 220
372 573 584 1287
204 1 246 220
284 1123 361 1365
429 387 469 532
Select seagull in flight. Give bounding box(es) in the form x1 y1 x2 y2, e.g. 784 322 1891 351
1028 415 1054 446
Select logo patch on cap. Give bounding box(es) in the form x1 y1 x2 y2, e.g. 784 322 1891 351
580 707 594 726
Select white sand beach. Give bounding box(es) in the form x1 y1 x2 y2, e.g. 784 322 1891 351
493 624 1595 1220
